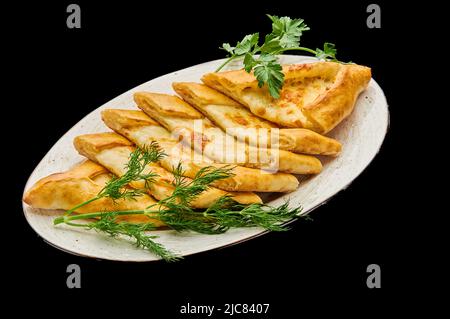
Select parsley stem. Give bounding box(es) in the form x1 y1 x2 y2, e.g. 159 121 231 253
215 55 240 72
215 47 318 74
285 46 318 55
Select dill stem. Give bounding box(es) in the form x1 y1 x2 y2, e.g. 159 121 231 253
54 209 153 225
64 195 101 216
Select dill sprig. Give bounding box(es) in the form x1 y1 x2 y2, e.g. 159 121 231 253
162 163 234 206
156 195 302 234
63 142 165 216
63 213 180 262
203 199 303 232
98 141 165 200
56 143 177 261
55 144 303 262
88 214 179 262
147 164 237 234
153 165 301 234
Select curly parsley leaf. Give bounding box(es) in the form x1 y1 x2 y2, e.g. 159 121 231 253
315 42 338 61
243 53 256 72
221 42 234 54
252 54 284 99
235 33 259 55
221 33 259 56
267 15 310 49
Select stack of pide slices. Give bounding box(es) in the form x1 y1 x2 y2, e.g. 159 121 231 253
23 61 371 224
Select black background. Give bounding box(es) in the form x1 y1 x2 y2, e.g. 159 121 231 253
3 0 444 316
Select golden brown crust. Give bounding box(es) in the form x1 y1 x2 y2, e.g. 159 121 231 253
302 64 371 133
202 62 371 134
74 132 262 205
174 82 341 156
246 150 322 174
134 92 203 119
173 82 243 108
102 109 299 192
173 82 274 129
278 129 342 156
160 155 299 192
135 91 322 174
74 132 132 161
101 109 160 131
23 160 164 225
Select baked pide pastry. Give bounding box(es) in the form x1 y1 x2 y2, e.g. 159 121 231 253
201 61 371 134
23 160 164 225
74 132 262 206
173 82 342 156
102 109 299 192
133 92 322 174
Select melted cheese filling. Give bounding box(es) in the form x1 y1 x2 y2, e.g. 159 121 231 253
238 76 335 127
282 77 334 107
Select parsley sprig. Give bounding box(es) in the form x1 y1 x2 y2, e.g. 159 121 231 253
216 15 339 98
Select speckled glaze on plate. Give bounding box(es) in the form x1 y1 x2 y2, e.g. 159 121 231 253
22 55 389 262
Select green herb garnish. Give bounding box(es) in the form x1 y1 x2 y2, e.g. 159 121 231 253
54 145 303 262
216 14 340 98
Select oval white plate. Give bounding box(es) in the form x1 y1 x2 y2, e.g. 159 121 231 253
22 56 389 262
